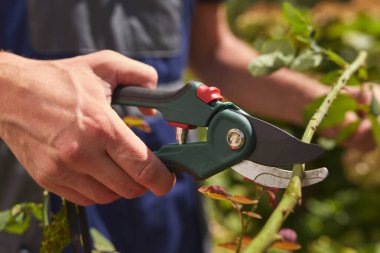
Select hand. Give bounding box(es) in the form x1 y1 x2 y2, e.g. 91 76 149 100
0 50 175 205
322 83 380 152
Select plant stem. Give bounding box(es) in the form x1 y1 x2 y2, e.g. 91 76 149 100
42 190 49 227
243 51 367 253
302 51 368 143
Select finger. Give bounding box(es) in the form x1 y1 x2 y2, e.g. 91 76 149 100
81 50 158 90
44 183 95 206
106 109 175 196
341 119 375 151
87 153 148 199
56 173 121 204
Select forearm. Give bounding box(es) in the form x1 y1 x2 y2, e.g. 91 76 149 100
0 51 26 138
189 4 329 126
190 37 328 125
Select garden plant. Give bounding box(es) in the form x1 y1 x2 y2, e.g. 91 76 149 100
1 1 380 253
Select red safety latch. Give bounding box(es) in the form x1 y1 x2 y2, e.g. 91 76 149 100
196 85 224 104
168 122 196 129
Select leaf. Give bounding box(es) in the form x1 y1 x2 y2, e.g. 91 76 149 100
370 93 380 116
321 70 360 86
218 242 237 251
248 53 287 77
261 39 295 57
271 241 302 250
122 116 152 133
359 67 368 81
369 115 380 148
266 190 278 209
198 185 230 201
241 211 262 219
24 203 43 221
335 121 360 145
3 204 32 235
304 94 358 129
231 195 257 205
0 210 11 231
282 2 312 40
290 50 323 71
323 49 348 68
40 204 70 253
249 40 295 77
91 228 118 253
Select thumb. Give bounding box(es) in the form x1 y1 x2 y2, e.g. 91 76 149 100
106 109 175 196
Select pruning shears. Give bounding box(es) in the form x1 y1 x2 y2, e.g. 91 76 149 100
112 81 328 188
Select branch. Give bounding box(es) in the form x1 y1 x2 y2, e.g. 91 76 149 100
243 51 367 253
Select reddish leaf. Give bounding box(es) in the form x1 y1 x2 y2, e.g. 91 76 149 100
218 242 237 251
271 241 302 250
266 190 278 209
122 116 152 133
241 211 262 219
198 185 230 200
231 195 258 205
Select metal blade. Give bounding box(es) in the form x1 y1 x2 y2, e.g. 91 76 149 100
232 160 329 188
241 113 323 167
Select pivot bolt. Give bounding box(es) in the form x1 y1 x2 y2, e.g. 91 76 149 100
226 129 245 150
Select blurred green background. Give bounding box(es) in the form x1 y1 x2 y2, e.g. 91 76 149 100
200 0 380 252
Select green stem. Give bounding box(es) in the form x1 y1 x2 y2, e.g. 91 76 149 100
243 51 367 253
42 190 49 227
303 51 368 143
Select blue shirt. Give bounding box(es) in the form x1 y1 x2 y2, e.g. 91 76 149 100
0 1 211 252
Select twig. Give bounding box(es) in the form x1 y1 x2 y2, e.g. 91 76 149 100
243 51 367 253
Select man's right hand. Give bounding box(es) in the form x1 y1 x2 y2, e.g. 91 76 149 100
0 50 175 205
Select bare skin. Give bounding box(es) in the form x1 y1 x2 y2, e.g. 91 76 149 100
0 3 377 207
190 3 378 151
0 50 175 206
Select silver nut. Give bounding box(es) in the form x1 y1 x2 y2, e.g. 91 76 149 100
226 129 245 150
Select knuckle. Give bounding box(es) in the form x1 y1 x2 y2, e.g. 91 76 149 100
146 66 158 84
56 141 82 163
41 163 68 182
99 49 119 58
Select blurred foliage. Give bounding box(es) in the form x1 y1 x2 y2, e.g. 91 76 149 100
203 0 380 252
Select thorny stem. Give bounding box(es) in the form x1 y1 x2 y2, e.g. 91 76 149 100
243 51 367 253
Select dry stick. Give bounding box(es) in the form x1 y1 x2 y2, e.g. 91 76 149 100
243 51 367 253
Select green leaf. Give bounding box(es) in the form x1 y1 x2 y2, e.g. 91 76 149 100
4 211 31 235
304 94 358 129
321 70 360 86
91 228 118 252
290 50 323 71
248 53 283 76
282 2 312 40
369 115 380 147
23 203 43 221
261 39 295 57
335 121 361 145
248 39 296 77
359 67 368 81
40 204 70 253
0 210 11 231
370 93 380 116
322 49 348 68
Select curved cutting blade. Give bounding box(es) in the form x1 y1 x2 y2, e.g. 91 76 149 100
232 160 329 188
241 113 323 167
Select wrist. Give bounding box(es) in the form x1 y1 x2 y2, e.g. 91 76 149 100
0 52 29 137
